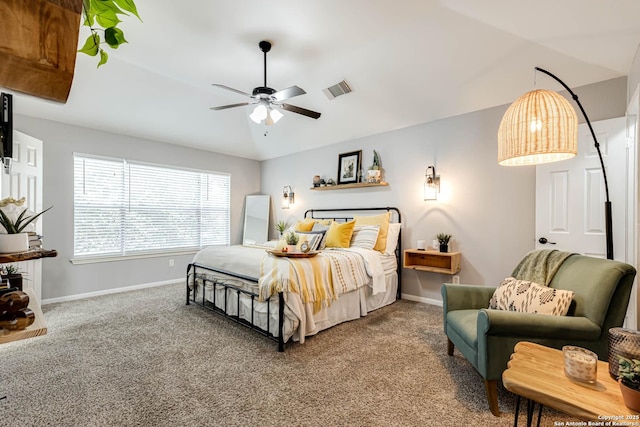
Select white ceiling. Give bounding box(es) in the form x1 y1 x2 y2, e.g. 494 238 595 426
12 0 640 161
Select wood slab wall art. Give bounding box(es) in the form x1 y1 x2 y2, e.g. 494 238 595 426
0 0 83 103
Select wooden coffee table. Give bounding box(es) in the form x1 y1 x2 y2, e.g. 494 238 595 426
503 341 639 426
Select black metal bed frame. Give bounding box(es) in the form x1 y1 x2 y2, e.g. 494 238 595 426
186 206 401 352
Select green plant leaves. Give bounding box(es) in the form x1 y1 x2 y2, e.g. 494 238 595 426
98 50 109 68
113 0 142 20
105 27 127 48
79 0 141 67
78 34 100 57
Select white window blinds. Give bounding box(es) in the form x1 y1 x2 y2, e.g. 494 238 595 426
74 154 230 258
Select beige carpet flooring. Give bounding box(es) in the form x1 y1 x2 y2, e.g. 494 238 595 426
0 283 577 426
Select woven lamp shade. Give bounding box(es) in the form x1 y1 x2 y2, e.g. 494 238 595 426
498 89 578 166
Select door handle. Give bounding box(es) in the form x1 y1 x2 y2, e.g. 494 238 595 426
538 237 556 245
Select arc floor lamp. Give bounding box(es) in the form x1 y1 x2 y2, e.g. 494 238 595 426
497 67 613 260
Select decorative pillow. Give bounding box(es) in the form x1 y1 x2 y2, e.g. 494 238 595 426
350 225 380 250
296 230 326 251
294 219 316 232
325 220 356 248
354 212 390 252
488 277 574 316
384 222 402 255
311 223 330 250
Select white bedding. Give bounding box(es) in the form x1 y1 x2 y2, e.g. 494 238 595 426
189 244 398 344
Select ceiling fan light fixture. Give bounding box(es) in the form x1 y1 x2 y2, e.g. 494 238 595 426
269 107 283 124
250 104 268 124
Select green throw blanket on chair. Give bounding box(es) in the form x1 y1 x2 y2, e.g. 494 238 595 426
511 249 575 285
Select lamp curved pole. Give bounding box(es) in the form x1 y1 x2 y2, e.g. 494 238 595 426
535 67 613 260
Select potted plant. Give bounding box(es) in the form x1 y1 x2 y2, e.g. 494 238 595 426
367 150 382 183
436 233 451 253
78 0 142 67
283 232 299 253
275 220 288 237
619 356 640 411
0 201 52 253
1 265 23 291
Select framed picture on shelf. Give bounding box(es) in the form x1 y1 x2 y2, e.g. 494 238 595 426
337 150 361 185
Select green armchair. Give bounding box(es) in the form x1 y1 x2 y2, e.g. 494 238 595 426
441 254 636 416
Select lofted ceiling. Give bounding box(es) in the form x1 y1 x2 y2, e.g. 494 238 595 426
11 0 640 161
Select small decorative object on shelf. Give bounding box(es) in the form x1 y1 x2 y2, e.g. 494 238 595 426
618 355 640 411
1 264 23 291
313 175 321 187
367 150 382 183
0 198 52 253
436 233 451 253
337 150 362 185
326 178 336 186
0 288 34 331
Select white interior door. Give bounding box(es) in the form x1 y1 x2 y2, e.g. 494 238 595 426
535 117 631 323
1 131 43 301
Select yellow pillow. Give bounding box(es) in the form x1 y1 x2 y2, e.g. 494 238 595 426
294 219 316 232
325 220 356 248
354 212 390 252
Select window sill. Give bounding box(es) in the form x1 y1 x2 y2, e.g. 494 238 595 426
70 250 199 265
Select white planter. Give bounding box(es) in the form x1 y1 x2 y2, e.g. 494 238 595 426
0 233 29 253
367 169 381 183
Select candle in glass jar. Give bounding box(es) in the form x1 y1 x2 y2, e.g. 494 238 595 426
563 346 598 383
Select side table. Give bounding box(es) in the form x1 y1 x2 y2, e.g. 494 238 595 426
503 341 639 426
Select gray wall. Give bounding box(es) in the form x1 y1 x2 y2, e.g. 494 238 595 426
260 77 627 303
15 115 261 301
12 76 627 303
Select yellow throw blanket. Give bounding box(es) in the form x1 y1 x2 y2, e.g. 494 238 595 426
258 250 370 313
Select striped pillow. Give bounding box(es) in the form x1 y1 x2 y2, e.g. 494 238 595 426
350 225 380 250
296 231 325 251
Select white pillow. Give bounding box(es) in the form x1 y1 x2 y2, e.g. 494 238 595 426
350 225 380 250
384 223 402 255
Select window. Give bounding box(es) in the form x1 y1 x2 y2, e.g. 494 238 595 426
73 154 230 259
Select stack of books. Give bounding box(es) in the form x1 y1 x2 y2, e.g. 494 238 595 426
27 232 43 250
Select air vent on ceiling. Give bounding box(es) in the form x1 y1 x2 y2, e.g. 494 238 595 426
323 80 352 100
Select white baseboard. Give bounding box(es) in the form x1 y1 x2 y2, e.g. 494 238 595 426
41 278 183 305
401 293 443 307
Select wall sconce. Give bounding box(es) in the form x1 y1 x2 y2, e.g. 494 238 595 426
282 185 294 209
424 166 440 201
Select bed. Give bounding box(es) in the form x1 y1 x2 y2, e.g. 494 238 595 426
186 207 402 351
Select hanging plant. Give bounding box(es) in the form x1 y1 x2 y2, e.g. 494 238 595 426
78 0 142 68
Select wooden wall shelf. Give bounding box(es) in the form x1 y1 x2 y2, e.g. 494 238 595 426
403 249 461 274
0 249 57 264
310 182 389 191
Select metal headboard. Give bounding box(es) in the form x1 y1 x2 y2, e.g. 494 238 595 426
304 207 402 299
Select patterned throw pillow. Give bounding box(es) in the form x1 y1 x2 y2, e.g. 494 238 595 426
295 231 325 251
488 277 574 316
350 225 380 250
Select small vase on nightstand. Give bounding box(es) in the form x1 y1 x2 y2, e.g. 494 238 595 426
439 244 448 253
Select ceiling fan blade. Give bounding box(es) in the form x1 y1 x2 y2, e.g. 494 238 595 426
280 103 321 119
212 84 252 98
210 102 250 111
272 86 306 102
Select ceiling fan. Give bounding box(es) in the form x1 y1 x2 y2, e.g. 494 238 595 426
210 40 321 125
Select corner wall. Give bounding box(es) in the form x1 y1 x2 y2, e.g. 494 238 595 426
15 115 261 301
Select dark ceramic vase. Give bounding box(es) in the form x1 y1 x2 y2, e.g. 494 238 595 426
439 244 448 253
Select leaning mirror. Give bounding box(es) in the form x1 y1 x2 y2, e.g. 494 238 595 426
243 195 270 245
